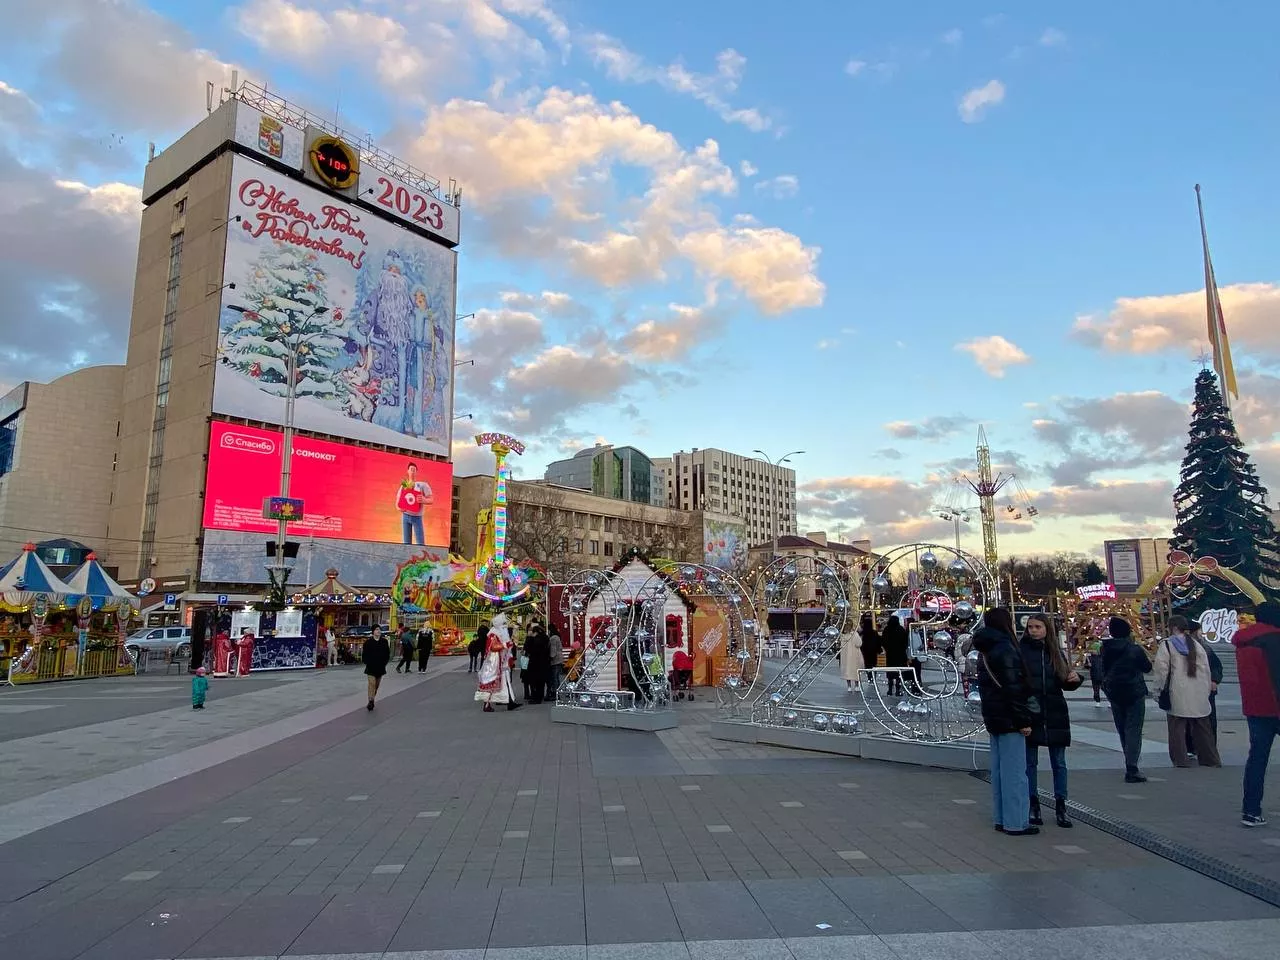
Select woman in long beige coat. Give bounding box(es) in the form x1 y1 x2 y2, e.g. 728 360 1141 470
840 629 865 692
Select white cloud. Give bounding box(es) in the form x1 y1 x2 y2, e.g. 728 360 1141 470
958 79 1006 122
1040 28 1068 47
883 416 971 441
955 335 1029 377
582 34 772 132
815 338 837 350
942 28 963 46
739 160 758 177
844 59 868 76
1072 283 1280 356
753 174 799 199
620 302 723 362
408 89 824 314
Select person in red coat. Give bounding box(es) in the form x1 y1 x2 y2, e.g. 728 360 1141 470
1233 601 1280 827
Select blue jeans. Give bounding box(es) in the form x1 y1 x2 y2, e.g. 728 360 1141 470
1244 716 1280 817
402 512 424 545
990 732 1030 830
1026 742 1068 800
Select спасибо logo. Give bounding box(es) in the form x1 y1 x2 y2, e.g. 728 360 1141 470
221 431 276 455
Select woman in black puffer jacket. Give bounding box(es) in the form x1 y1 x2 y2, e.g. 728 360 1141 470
1018 613 1083 829
972 608 1038 836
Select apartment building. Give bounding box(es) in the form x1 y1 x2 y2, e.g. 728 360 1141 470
662 448 797 547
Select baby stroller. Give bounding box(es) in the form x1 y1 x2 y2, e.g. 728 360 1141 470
669 650 695 700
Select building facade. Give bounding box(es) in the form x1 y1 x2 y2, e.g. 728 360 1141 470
106 83 460 590
452 475 703 578
0 367 125 562
542 443 666 506
663 447 797 547
746 531 874 573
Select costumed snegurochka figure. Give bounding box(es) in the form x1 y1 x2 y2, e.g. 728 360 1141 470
236 630 255 676
212 628 233 676
364 257 413 423
475 613 521 712
405 286 430 437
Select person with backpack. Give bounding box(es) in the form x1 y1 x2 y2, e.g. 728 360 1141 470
1234 601 1280 827
1152 615 1221 768
973 608 1039 836
1101 617 1152 783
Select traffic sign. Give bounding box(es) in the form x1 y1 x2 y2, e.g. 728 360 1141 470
217 594 228 606
164 593 177 608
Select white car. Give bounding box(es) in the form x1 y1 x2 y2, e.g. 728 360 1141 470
124 626 192 661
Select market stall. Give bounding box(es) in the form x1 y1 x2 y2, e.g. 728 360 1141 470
60 553 141 678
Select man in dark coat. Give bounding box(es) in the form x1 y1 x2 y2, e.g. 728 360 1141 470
362 626 391 711
1101 617 1152 783
417 624 434 673
880 615 910 696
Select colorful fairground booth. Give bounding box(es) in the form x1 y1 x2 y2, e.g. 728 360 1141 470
2 546 139 684
285 568 393 665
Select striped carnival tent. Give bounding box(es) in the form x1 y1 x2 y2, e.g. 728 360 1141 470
0 543 73 602
63 553 140 612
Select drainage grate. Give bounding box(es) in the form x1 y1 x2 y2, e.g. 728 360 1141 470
967 769 1280 908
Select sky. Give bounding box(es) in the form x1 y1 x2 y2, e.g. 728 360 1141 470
2 1 1278 561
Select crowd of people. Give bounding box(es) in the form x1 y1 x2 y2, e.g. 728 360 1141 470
974 605 1280 835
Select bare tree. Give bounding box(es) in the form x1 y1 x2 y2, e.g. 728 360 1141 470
506 488 574 581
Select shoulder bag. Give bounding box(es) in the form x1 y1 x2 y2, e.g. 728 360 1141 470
1156 641 1173 712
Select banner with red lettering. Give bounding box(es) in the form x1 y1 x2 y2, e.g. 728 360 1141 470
213 154 458 456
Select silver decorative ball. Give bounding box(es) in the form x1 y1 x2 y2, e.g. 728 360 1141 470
834 598 850 610
680 564 696 577
948 558 968 577
934 630 953 647
586 573 601 587
785 673 802 685
570 599 584 613
765 581 779 595
920 551 939 572
725 675 742 689
579 693 594 707
872 575 891 594
824 624 840 638
769 691 784 705
811 712 831 731
781 710 800 727
783 562 798 577
952 600 976 622
831 714 850 734
805 647 822 662
735 648 752 662
742 619 757 634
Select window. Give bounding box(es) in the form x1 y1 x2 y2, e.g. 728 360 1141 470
173 197 186 219
590 515 601 530
603 517 616 532
573 538 583 553
589 540 599 555
603 542 614 557
573 513 586 529
0 414 18 478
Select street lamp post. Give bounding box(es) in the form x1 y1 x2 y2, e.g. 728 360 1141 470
751 449 804 562
225 304 328 604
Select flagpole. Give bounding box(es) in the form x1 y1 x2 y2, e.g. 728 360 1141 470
1195 183 1234 415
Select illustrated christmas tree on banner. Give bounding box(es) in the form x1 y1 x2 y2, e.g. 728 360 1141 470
1170 368 1280 608
221 244 346 399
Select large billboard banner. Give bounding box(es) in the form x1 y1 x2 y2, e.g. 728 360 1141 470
214 154 457 457
1105 540 1142 589
703 515 747 573
203 422 452 547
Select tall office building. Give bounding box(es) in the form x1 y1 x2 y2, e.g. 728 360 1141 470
543 444 666 506
663 448 796 547
107 82 461 590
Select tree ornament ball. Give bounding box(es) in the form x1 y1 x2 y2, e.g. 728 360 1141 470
872 575 891 593
920 551 939 571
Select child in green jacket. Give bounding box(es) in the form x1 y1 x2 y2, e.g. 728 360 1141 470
192 667 209 710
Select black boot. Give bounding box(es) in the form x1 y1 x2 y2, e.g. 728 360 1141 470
1029 796 1044 827
1055 797 1073 828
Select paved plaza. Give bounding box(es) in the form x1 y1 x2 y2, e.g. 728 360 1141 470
0 659 1278 959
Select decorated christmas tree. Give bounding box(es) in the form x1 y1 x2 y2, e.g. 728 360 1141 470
1171 368 1280 607
221 244 346 399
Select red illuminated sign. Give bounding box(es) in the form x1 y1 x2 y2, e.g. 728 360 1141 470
308 135 359 190
203 422 451 547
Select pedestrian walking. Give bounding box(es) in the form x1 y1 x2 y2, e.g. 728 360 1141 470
1153 615 1222 768
1087 642 1105 707
395 625 414 674
468 624 486 673
191 666 209 710
547 624 565 699
417 623 434 673
881 615 910 696
325 626 338 668
1018 613 1082 828
1101 617 1152 782
1233 601 1280 827
973 608 1039 836
859 613 882 671
1184 618 1224 756
362 625 391 711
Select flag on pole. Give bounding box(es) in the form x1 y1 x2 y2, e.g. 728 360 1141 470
1196 184 1238 405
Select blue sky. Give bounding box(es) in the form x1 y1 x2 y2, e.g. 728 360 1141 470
2 1 1278 559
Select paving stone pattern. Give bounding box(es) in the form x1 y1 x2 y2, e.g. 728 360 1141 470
0 668 1276 959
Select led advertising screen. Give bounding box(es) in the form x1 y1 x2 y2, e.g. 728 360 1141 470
213 154 457 457
203 421 452 547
